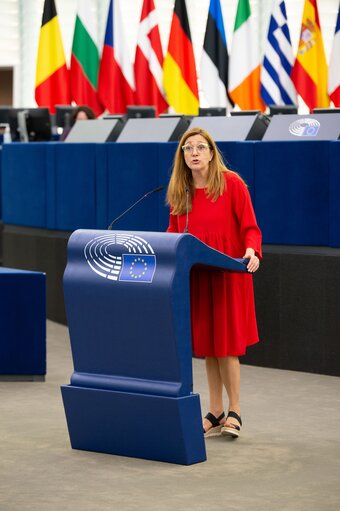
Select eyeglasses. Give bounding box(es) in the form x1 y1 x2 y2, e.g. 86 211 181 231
182 143 210 154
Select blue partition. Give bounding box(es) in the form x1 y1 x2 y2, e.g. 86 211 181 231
219 141 256 201
53 143 97 230
330 141 340 248
1 140 340 247
2 143 49 227
254 141 330 245
106 143 164 231
0 267 46 378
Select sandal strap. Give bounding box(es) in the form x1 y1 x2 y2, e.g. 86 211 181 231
226 411 242 427
204 411 225 428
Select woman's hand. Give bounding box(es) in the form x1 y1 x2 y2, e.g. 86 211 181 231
243 248 260 273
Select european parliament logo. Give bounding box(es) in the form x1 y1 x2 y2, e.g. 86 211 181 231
289 118 320 137
84 233 156 283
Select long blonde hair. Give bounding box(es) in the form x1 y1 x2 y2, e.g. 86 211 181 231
166 127 231 215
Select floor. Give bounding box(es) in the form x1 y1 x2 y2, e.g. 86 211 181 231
0 320 340 511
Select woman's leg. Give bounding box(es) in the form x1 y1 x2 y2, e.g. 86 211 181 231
203 357 225 431
218 356 241 428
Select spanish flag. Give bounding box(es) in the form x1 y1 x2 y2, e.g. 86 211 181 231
291 0 329 111
35 0 70 113
163 0 198 115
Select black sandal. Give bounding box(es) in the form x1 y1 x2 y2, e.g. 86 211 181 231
221 411 242 438
203 412 226 438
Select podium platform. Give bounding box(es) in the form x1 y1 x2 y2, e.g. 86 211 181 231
61 230 248 464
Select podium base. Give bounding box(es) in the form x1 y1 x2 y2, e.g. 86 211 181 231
61 385 206 465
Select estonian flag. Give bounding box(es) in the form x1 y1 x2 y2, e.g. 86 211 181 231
200 0 234 110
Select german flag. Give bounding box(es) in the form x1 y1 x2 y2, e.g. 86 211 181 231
35 0 70 113
163 0 198 115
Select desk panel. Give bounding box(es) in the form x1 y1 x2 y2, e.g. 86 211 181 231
1 140 339 247
54 143 97 230
330 141 340 248
2 143 48 227
254 141 330 245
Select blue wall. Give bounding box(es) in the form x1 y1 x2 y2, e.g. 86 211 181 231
1 140 340 247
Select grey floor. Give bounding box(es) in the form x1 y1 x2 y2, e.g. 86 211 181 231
0 320 340 511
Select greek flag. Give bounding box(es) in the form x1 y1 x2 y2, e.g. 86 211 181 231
260 0 297 106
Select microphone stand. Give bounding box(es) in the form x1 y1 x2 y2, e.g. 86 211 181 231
108 186 164 230
183 188 189 233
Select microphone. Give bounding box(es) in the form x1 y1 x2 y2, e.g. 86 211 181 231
108 185 164 229
183 187 189 233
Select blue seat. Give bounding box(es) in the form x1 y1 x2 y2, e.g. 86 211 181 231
0 267 46 380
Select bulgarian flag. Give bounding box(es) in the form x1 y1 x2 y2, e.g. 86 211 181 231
163 0 199 115
35 0 70 113
291 0 329 111
228 0 265 111
70 0 103 115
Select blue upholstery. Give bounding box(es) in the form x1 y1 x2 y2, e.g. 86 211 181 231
0 267 46 377
255 141 330 245
1 140 340 246
330 141 340 248
2 143 48 226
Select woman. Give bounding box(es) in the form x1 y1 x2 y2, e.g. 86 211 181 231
166 127 262 438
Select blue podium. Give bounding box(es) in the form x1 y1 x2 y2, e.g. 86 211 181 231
61 230 247 464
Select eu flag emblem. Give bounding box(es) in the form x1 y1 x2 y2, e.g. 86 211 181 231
119 254 156 283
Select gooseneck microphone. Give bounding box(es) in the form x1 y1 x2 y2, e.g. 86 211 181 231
183 187 189 233
108 185 164 230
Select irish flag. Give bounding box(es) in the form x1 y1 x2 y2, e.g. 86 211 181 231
70 0 103 115
229 0 265 111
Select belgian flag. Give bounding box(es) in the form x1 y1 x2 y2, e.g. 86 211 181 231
35 0 70 113
163 0 198 115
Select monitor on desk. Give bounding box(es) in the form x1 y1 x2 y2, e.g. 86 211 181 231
269 105 298 116
0 106 11 124
9 107 52 142
199 107 226 117
313 108 340 114
127 106 156 118
55 105 76 128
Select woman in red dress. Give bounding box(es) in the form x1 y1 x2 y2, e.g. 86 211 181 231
167 127 262 438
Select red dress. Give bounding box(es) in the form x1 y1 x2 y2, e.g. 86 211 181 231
167 172 262 357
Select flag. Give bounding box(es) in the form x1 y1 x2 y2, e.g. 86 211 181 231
200 0 234 110
328 4 340 106
70 0 103 116
97 0 135 113
120 254 156 283
134 0 168 116
163 0 199 115
291 0 329 111
228 0 265 111
260 0 297 106
35 0 70 113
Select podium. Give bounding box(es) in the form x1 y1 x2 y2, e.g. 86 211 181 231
61 230 247 464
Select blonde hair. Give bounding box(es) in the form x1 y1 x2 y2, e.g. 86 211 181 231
167 127 236 215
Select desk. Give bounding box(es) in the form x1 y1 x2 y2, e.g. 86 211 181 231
1 140 339 246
